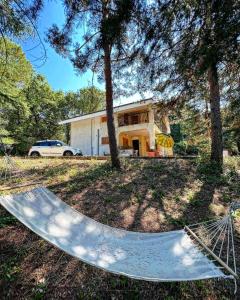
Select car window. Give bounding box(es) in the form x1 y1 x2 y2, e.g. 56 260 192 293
48 141 56 146
33 142 47 146
33 141 64 146
33 141 49 146
49 141 63 146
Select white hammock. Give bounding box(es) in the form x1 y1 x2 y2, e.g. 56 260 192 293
0 187 237 283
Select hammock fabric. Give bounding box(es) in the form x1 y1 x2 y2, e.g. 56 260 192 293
156 133 174 148
0 187 236 282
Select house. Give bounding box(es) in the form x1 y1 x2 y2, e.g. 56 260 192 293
59 98 173 156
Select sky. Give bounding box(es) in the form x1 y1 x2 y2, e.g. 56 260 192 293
18 1 152 105
19 1 101 93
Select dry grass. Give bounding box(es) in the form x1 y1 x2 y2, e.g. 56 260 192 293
0 157 240 299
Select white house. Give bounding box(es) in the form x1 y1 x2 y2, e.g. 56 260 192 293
59 98 173 156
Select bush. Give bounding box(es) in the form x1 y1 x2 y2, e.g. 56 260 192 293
174 141 199 155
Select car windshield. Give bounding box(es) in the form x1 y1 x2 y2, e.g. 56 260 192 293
60 142 67 146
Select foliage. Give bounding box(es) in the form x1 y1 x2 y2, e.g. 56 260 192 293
47 0 139 168
174 141 199 156
117 0 240 164
4 74 63 154
0 38 105 155
61 87 105 119
0 38 33 107
1 1 240 165
0 1 43 37
223 92 240 154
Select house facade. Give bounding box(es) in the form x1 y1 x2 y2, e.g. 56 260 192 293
59 98 173 156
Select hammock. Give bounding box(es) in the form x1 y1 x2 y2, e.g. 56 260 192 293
0 187 238 285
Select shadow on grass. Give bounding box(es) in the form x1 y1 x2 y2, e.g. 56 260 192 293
0 158 238 299
47 159 227 232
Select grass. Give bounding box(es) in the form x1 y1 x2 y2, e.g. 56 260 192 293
0 215 17 228
0 156 239 299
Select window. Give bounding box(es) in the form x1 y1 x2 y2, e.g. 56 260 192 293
49 141 61 146
118 111 149 126
33 141 49 146
101 116 107 122
131 115 139 124
101 137 109 145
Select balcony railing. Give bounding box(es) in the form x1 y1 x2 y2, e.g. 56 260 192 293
118 111 149 127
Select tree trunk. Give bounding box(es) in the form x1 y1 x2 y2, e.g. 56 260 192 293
236 135 240 154
103 42 121 169
204 99 211 139
207 63 223 165
65 124 70 144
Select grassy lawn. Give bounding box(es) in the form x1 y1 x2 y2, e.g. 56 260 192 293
0 157 239 299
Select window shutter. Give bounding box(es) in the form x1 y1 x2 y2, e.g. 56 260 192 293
101 116 107 123
101 137 109 144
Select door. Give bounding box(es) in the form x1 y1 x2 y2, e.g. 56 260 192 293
132 139 140 156
37 141 51 156
48 141 63 156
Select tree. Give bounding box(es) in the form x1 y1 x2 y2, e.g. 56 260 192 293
47 0 136 169
0 0 43 37
0 38 33 107
0 1 46 70
223 70 240 154
4 74 63 153
59 87 105 143
131 0 240 166
0 38 106 154
171 103 210 155
0 37 34 151
223 102 240 154
62 87 105 118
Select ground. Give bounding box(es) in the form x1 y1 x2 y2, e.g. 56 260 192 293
0 157 239 299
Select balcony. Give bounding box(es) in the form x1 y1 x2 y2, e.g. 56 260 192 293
118 111 149 127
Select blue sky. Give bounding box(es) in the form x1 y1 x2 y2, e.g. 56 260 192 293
19 1 101 92
17 1 151 104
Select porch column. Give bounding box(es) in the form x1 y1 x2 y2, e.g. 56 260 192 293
160 114 171 134
148 108 154 124
148 125 155 150
114 113 119 147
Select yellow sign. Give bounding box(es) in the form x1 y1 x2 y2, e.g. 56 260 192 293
156 134 174 148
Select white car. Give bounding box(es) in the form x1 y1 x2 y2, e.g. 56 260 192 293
28 140 82 157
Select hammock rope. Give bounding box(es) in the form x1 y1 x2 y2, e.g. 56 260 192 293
0 138 41 190
0 136 19 180
184 206 239 293
0 153 19 180
185 216 237 278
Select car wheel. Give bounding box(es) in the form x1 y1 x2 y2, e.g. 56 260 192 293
64 151 73 157
31 151 40 157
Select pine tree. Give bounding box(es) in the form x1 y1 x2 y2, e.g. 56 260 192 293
0 0 43 37
132 0 240 166
47 0 136 169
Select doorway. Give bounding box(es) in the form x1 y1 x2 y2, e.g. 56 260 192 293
132 139 140 156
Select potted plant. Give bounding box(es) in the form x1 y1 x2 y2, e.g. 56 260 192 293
148 149 155 157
